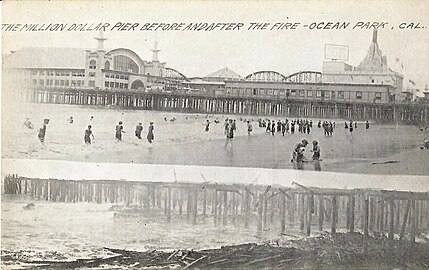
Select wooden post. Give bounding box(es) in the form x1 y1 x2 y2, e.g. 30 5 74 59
389 200 395 240
306 195 312 236
350 196 355 233
318 195 324 231
167 187 172 223
244 189 250 229
280 194 286 234
331 196 338 234
299 194 305 232
257 194 263 234
379 198 384 232
223 191 228 226
232 192 236 225
263 196 268 228
399 200 411 240
410 200 416 243
214 190 218 226
203 188 207 217
364 198 369 236
369 197 375 232
192 189 198 225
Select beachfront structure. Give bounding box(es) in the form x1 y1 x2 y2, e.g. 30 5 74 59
3 31 428 123
4 29 403 104
321 29 404 101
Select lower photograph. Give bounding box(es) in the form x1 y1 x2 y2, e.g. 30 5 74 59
1 159 429 269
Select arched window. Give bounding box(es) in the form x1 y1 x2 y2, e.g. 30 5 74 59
113 55 139 73
89 60 97 69
104 61 110 70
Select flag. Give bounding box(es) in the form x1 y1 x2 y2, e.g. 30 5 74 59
409 79 416 86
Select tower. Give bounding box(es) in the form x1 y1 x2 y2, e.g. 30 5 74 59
151 41 161 76
372 28 378 44
151 40 160 62
95 30 107 51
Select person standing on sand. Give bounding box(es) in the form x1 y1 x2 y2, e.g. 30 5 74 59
311 140 321 171
135 122 143 139
281 121 286 136
266 120 271 133
115 121 125 141
247 121 253 136
84 125 94 144
291 139 308 170
38 119 49 144
232 120 237 131
147 122 155 143
366 120 370 130
225 119 234 149
224 119 229 135
271 121 276 136
205 120 210 132
24 117 34 129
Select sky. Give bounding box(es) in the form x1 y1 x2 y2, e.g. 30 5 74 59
2 0 429 91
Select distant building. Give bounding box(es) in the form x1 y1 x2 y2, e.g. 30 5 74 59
322 29 404 101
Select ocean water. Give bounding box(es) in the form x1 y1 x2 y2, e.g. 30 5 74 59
2 102 428 174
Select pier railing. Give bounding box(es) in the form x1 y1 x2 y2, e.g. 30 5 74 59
3 175 428 243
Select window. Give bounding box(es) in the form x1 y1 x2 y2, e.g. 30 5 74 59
291 90 296 97
120 83 124 88
115 82 119 88
115 75 120 79
89 60 97 69
110 82 114 87
299 90 305 97
33 79 37 85
104 61 110 70
113 55 139 73
375 92 381 100
316 90 322 97
60 80 65 86
105 74 110 78
39 79 44 86
356 91 362 99
89 80 95 87
65 80 69 86
124 75 129 80
324 91 330 98
89 72 96 77
55 80 59 86
105 81 109 87
120 75 125 80
32 71 38 75
124 84 128 89
307 90 313 97
253 89 257 95
338 91 344 99
371 79 375 83
274 90 279 96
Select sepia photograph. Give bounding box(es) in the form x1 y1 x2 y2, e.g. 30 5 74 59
1 0 429 269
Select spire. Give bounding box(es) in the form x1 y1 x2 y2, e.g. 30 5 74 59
95 30 107 51
372 28 378 44
151 40 160 62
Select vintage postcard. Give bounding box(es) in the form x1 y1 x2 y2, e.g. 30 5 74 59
1 0 429 269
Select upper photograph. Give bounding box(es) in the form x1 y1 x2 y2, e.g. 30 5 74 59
2 1 429 175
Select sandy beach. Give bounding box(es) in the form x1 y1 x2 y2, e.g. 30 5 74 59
2 102 428 175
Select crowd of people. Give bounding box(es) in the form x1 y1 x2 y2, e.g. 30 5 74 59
24 113 374 171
